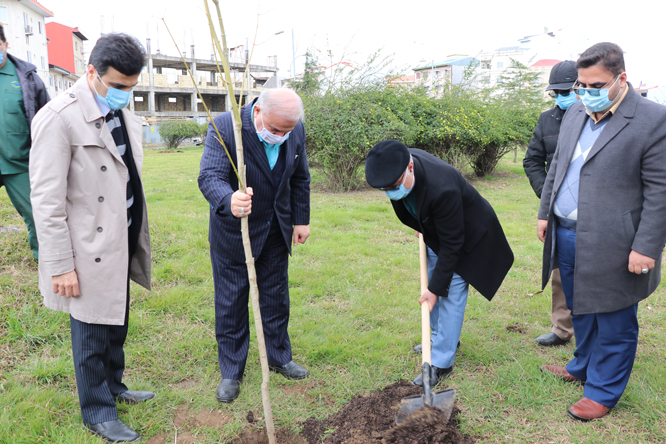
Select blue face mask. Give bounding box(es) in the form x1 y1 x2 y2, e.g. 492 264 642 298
94 73 132 110
256 112 291 145
383 166 413 200
555 92 578 110
0 51 4 66
385 183 412 200
576 76 620 113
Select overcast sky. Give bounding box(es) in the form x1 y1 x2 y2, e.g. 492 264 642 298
41 0 666 86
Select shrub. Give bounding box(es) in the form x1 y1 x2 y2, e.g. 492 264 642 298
303 86 414 192
300 50 546 188
158 121 201 149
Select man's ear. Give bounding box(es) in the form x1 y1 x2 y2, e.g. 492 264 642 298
86 64 97 82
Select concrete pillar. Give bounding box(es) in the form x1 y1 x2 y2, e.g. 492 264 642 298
147 38 155 114
191 57 198 114
225 93 232 112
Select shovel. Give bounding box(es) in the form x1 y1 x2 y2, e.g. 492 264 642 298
396 234 456 425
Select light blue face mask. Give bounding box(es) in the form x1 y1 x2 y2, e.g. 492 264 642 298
576 76 620 113
555 92 578 110
0 51 4 66
383 166 413 200
94 73 132 110
256 112 291 145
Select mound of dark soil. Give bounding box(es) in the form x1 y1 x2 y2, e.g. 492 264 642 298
301 380 475 444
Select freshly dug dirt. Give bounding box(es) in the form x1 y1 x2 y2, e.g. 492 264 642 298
301 380 475 444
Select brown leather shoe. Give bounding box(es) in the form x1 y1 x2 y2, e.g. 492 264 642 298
540 365 583 383
568 397 611 421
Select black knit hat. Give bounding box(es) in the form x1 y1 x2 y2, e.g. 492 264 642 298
547 60 577 90
365 140 411 188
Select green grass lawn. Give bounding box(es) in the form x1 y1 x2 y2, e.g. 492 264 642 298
1 148 665 443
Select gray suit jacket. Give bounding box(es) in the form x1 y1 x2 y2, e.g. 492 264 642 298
538 84 666 314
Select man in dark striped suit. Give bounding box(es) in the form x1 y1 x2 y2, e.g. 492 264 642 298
30 34 152 442
199 88 311 402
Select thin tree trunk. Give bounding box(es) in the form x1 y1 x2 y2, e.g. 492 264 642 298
209 2 276 442
232 112 276 443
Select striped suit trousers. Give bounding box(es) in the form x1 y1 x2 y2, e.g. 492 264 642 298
212 229 292 380
69 273 130 424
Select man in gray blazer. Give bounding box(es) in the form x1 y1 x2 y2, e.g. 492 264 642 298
537 42 666 421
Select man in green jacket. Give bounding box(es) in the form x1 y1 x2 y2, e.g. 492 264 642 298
0 23 49 260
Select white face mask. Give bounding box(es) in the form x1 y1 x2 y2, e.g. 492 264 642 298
256 111 291 145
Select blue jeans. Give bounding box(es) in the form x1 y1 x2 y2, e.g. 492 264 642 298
556 226 639 408
427 247 469 369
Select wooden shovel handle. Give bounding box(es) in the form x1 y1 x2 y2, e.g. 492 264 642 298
419 234 431 365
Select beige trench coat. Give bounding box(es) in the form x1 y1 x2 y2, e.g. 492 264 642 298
30 77 151 325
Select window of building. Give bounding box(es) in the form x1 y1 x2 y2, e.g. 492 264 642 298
416 72 421 79
27 51 32 63
75 41 78 50
497 62 504 68
41 56 45 69
38 21 42 34
24 12 28 26
49 74 52 86
0 7 7 23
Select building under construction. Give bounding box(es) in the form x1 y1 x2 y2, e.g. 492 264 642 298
132 39 280 127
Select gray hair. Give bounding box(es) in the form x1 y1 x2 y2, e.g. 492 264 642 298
257 88 304 122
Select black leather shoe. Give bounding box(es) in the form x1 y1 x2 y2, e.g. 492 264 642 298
216 379 240 403
84 419 140 442
412 365 453 387
534 332 570 347
268 360 310 380
116 390 156 404
413 341 460 353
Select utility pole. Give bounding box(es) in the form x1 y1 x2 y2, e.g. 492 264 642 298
246 37 251 103
291 29 296 80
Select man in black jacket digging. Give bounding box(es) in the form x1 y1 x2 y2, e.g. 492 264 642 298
365 140 514 386
523 60 578 347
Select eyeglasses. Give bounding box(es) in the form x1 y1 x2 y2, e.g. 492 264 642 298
547 90 574 98
573 75 619 97
380 166 408 191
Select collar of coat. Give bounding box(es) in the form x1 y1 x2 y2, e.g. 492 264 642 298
6 53 36 76
72 77 109 124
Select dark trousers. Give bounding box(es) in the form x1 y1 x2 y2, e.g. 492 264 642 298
70 273 131 424
556 226 639 408
212 230 292 380
0 172 39 259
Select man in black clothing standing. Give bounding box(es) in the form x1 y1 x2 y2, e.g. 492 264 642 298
523 60 578 347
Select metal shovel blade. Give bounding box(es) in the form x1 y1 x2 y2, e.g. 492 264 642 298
396 388 456 425
396 363 456 425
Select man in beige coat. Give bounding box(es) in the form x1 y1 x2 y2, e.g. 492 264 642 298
30 34 151 443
